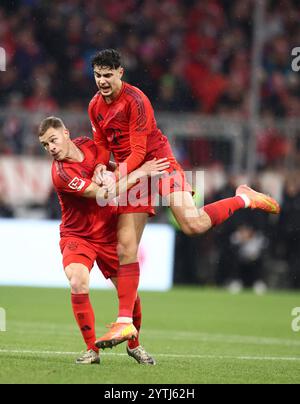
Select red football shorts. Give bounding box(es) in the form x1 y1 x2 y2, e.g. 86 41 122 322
118 147 192 217
60 237 119 279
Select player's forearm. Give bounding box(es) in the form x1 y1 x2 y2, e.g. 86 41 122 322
83 173 140 201
82 182 107 199
121 135 148 175
115 171 141 196
119 152 146 177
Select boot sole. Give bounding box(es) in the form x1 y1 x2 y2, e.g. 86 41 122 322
96 334 137 350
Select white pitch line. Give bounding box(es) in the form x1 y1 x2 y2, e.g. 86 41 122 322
8 322 300 348
1 349 300 362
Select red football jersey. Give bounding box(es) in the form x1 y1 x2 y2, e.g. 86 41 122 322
88 82 171 174
51 137 118 243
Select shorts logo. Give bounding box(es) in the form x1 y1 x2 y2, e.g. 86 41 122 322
68 177 86 191
67 241 79 251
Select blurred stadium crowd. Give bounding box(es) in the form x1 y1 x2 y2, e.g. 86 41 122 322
0 0 300 289
1 0 300 116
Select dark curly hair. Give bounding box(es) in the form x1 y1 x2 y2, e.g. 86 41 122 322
92 49 122 70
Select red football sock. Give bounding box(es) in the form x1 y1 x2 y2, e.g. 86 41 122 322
71 294 98 353
117 263 140 319
203 196 245 227
128 295 142 350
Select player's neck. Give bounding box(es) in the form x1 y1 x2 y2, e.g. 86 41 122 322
65 143 84 163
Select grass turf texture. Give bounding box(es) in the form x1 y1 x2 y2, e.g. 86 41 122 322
0 286 300 384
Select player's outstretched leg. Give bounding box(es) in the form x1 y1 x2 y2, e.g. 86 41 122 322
168 186 280 236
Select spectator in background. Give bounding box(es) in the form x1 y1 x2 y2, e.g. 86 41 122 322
0 0 299 121
155 58 197 112
278 177 300 289
24 66 58 114
45 188 61 220
0 194 14 218
1 113 24 155
229 224 268 293
257 112 290 169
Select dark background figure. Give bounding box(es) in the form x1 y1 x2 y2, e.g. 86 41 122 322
278 178 300 289
0 195 14 218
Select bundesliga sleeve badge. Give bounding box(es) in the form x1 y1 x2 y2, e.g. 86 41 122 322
68 177 86 191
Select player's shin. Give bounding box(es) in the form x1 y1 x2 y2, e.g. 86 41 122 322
117 263 140 323
71 294 99 353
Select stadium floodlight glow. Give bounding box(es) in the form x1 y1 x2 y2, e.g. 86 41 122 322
0 47 6 72
0 308 6 332
291 47 300 72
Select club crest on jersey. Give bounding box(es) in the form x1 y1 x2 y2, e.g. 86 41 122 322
68 177 86 191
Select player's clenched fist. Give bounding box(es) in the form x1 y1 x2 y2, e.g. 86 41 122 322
92 164 107 186
102 171 117 194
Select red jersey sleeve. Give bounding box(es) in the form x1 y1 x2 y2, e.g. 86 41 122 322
123 91 153 174
52 162 92 196
88 98 110 166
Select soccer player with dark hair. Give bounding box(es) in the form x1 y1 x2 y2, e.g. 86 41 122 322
89 49 280 348
39 116 169 365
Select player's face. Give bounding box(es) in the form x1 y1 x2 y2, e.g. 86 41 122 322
93 66 124 99
40 127 70 161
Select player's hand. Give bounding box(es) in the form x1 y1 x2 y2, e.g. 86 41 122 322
102 172 116 195
139 158 170 178
92 164 107 186
96 172 117 205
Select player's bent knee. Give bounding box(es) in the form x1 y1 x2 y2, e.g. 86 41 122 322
117 242 138 263
65 264 90 294
69 277 89 294
181 221 205 236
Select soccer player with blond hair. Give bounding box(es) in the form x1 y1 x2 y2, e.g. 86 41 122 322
39 116 169 365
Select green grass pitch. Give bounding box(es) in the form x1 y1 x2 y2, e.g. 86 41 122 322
0 286 300 384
